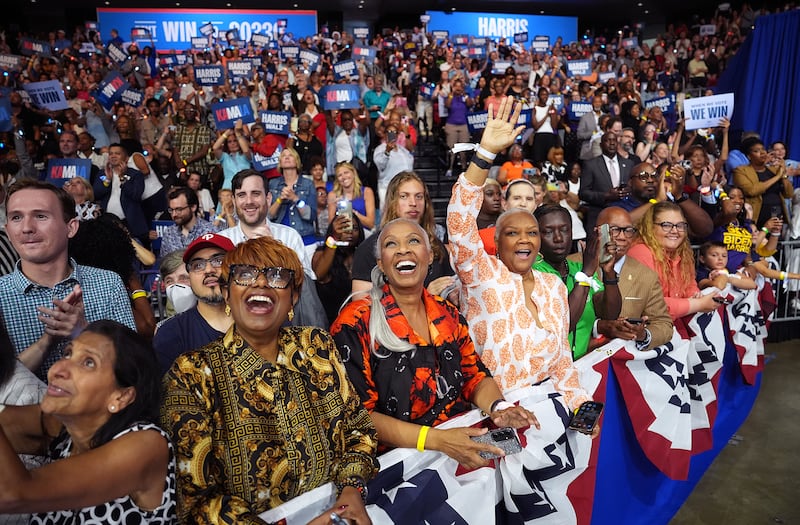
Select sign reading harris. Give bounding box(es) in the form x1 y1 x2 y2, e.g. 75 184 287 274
22 81 69 111
280 46 300 61
258 111 292 135
568 101 593 120
426 11 576 42
211 97 256 130
513 31 528 43
106 41 129 65
97 9 317 47
566 59 592 77
598 71 616 84
46 158 93 188
467 109 532 133
333 59 358 81
319 84 361 111
252 144 282 172
353 27 369 40
191 36 210 50
0 54 22 72
644 93 677 116
251 33 271 48
298 49 321 71
120 88 144 107
226 60 252 80
92 72 130 110
19 38 52 57
531 35 550 52
683 93 734 130
432 30 449 41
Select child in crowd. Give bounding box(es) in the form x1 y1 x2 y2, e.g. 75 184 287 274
697 240 757 291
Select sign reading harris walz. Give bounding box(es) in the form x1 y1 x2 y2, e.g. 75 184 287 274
424 11 576 43
96 8 318 47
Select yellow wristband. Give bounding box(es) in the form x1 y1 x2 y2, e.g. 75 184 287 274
416 425 430 452
780 271 787 280
649 199 658 204
131 290 147 300
577 281 591 287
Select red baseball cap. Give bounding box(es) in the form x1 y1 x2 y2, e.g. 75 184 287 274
182 233 235 263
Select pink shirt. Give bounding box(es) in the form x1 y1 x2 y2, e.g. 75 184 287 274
627 243 698 319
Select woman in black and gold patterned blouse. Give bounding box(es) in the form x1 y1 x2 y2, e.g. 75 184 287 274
161 236 378 525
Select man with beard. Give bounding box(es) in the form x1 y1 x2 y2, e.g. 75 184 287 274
617 127 641 164
532 205 621 360
152 233 234 373
158 187 219 256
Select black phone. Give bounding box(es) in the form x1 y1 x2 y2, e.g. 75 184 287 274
770 206 781 218
569 401 604 434
471 427 523 459
626 317 644 325
386 130 398 143
713 296 732 305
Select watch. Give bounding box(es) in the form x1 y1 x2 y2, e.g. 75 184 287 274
470 153 493 170
674 192 689 203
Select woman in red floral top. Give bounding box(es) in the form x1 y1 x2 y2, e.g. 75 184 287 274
331 218 537 470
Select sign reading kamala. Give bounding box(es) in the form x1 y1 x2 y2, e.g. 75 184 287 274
19 38 51 57
23 81 69 111
425 11 576 42
211 97 256 129
683 93 734 130
258 111 292 135
319 84 361 110
46 159 93 188
96 9 318 47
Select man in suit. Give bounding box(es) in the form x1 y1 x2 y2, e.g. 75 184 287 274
92 142 148 245
576 95 605 161
579 131 633 231
593 206 673 349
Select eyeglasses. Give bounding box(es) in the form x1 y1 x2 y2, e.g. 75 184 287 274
609 226 638 238
229 265 294 288
656 221 689 233
168 205 191 214
633 171 660 182
187 254 225 273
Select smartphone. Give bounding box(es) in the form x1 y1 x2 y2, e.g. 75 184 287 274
471 427 523 460
522 167 537 177
598 223 613 265
335 198 354 232
395 96 408 107
626 317 644 325
713 296 732 305
386 130 398 143
568 401 604 434
680 159 692 170
770 206 781 218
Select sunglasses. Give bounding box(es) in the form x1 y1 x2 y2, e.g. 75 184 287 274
229 265 294 288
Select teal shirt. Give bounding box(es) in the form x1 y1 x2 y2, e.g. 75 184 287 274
532 258 603 360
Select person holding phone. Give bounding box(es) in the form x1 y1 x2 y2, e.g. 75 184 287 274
733 137 794 228
373 124 414 209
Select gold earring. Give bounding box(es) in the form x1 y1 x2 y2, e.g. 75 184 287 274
225 304 231 316
287 308 294 322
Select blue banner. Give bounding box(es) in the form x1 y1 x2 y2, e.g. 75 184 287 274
199 22 215 36
298 48 321 71
194 65 225 86
599 71 616 84
547 94 564 111
621 37 639 49
0 54 22 72
568 101 593 120
514 31 529 43
211 97 256 129
191 36 210 49
353 27 369 40
471 36 487 46
333 59 358 81
419 83 435 100
252 144 282 171
46 158 93 187
92 72 130 110
645 94 677 115
280 45 300 61
467 46 486 58
105 41 129 65
22 81 69 111
466 111 487 134
120 87 144 107
351 46 376 61
453 34 469 45
532 35 550 52
319 84 361 110
251 33 271 48
426 11 575 42
258 111 292 135
19 38 51 57
96 9 318 48
226 60 252 80
566 59 592 77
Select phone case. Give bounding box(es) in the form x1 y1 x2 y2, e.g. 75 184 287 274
471 427 523 459
599 224 613 264
569 401 604 434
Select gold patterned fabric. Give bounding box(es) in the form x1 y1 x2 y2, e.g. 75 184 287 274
161 325 378 524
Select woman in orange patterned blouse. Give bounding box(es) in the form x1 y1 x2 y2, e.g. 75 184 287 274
446 96 591 411
331 218 537 470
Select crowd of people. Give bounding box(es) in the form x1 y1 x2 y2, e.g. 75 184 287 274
0 2 797 523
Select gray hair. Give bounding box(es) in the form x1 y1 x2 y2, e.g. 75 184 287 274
159 249 186 278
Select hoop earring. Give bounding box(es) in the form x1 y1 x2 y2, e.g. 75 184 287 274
287 308 295 322
225 304 231 316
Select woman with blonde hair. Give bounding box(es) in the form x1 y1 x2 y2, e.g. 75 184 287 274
327 161 376 230
63 177 100 220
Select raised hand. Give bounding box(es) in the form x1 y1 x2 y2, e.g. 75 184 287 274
481 96 525 155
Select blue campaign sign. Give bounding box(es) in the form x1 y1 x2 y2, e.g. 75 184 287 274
280 45 300 61
319 84 361 110
432 30 449 42
621 37 639 49
258 111 292 135
351 46 376 61
211 97 256 129
645 93 677 115
419 83 435 100
19 38 51 57
531 35 550 53
96 9 318 48
120 87 145 107
426 11 576 42
195 65 225 86
471 37 487 46
191 36 209 49
514 31 529 44
93 72 130 110
453 35 469 45
568 101 593 120
252 144 282 172
251 33 271 48
46 158 93 187
599 71 616 84
0 54 22 72
547 94 564 111
468 46 486 58
105 41 129 65
353 27 369 40
566 59 592 77
466 111 488 134
298 48 321 71
333 59 358 80
22 81 69 111
226 60 252 80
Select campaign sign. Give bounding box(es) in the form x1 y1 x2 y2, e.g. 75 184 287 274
547 94 564 111
19 38 51 57
621 37 638 49
92 72 129 110
426 11 576 41
46 158 92 188
244 56 263 69
566 59 591 77
131 27 151 39
468 46 486 58
516 108 533 128
382 40 395 49
683 93 734 130
299 49 321 71
79 43 98 57
466 111 488 134
225 28 240 42
432 30 449 42
226 60 252 80
353 27 370 40
191 36 209 49
700 24 717 36
333 59 358 81
281 46 300 61
106 41 129 65
351 46 376 61
581 36 594 46
644 93 677 115
0 54 22 72
23 80 69 111
471 37 487 46
85 21 98 31
454 34 469 45
532 35 550 53
211 97 256 129
251 33 271 47
252 144 282 172
120 87 144 107
199 22 215 36
491 61 512 75
258 110 292 135
598 71 616 84
319 84 361 110
514 31 529 43
419 83 435 100
568 101 593 120
0 90 12 133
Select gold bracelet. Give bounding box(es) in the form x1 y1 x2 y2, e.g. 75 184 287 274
416 425 430 452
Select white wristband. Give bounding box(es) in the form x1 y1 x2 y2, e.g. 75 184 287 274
476 145 497 161
0 404 6 415
493 401 515 412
